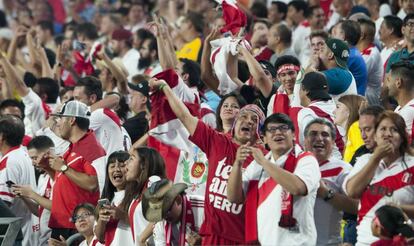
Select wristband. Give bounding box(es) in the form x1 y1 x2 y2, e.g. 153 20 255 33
323 189 335 202
158 83 167 91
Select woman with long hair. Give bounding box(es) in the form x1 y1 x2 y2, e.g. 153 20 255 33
125 147 166 245
215 92 247 133
345 111 414 245
334 94 366 161
94 151 135 245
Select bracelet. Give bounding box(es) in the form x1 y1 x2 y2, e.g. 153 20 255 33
158 83 167 91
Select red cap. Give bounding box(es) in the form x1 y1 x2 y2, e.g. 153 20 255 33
111 28 132 41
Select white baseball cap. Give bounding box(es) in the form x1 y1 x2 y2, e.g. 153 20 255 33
51 101 91 119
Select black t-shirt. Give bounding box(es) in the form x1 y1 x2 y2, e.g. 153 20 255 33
240 84 277 116
123 111 149 143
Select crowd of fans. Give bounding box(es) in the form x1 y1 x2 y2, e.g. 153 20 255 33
3 0 414 245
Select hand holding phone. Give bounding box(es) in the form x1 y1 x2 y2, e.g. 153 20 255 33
98 198 110 208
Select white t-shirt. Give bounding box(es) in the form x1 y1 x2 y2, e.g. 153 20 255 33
122 48 140 81
343 153 414 245
90 108 125 156
362 45 383 104
314 158 352 245
292 24 311 68
129 198 150 243
94 190 134 246
395 98 414 142
37 173 53 246
153 195 205 246
380 46 396 68
0 146 38 246
242 145 320 246
22 88 56 136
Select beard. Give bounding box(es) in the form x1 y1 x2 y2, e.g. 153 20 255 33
138 57 152 70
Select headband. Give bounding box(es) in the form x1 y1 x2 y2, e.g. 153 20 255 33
277 64 300 76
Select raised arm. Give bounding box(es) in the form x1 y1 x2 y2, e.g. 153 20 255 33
252 148 308 196
238 46 273 97
152 16 177 70
200 28 221 94
90 94 121 112
227 144 250 204
96 47 128 95
0 51 29 97
150 78 198 136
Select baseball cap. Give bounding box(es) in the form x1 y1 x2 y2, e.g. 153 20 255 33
51 101 91 119
301 72 331 101
259 60 276 78
128 81 149 97
111 28 132 41
325 38 349 69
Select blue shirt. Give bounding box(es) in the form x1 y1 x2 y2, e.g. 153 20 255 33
347 47 368 95
204 90 221 112
385 48 414 73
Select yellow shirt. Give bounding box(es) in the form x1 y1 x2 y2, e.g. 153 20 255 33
176 37 202 61
343 121 364 163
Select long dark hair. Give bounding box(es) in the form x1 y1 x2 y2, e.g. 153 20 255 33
375 205 414 239
126 147 166 201
216 92 247 133
101 151 135 212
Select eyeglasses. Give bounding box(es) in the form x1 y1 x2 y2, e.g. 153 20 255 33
405 22 414 28
72 213 93 223
265 124 290 133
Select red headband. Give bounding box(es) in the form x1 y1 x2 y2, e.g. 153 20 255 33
277 64 300 76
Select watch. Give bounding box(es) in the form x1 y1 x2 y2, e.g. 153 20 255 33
323 189 335 202
60 164 69 173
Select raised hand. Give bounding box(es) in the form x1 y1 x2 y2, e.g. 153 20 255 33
235 142 252 166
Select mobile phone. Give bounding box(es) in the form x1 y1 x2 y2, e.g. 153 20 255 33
98 198 110 207
73 40 86 51
6 181 15 188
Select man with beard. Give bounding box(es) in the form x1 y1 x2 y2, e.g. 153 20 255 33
303 118 357 245
307 38 357 101
137 35 162 77
110 28 139 81
48 101 99 240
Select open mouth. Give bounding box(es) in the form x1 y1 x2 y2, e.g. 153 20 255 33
112 172 124 181
273 136 285 143
312 143 325 151
241 126 251 133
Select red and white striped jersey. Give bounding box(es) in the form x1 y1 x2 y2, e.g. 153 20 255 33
343 153 414 245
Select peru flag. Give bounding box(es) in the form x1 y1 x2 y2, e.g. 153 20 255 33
217 0 247 35
148 70 209 196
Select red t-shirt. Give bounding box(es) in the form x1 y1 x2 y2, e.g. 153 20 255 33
48 151 99 229
189 120 264 243
70 130 106 163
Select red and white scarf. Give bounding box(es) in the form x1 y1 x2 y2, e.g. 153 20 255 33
164 195 195 246
244 149 312 243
